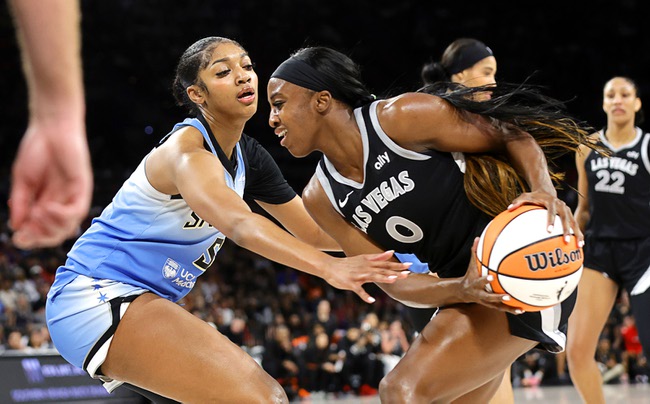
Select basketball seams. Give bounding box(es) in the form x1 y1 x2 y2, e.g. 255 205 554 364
480 205 542 266
497 269 583 310
495 266 583 281
477 205 583 312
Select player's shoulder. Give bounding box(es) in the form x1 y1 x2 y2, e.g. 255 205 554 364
156 125 206 159
377 92 444 116
239 133 274 167
577 131 602 159
302 174 329 211
376 92 447 140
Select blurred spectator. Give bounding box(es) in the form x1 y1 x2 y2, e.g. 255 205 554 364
262 325 300 400
11 267 39 303
596 337 625 384
513 351 549 387
302 331 344 395
221 315 247 347
13 292 35 331
0 274 18 312
379 319 410 375
25 324 53 352
313 299 337 337
630 355 649 384
6 329 26 350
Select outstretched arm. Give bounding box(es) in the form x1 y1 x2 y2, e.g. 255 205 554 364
147 129 410 303
9 0 92 249
257 196 342 251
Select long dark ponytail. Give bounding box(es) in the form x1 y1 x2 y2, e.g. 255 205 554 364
420 82 609 217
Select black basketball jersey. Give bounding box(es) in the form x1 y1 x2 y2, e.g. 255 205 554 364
585 128 650 239
316 101 490 278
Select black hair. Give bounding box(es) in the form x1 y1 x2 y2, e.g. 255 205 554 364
286 46 607 216
172 36 243 115
419 81 608 216
289 47 375 108
421 38 490 86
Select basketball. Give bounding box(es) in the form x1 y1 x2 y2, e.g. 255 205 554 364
476 205 583 312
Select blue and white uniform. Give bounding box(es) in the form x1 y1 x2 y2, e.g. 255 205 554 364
46 116 295 389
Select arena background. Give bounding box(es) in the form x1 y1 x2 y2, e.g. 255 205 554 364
0 1 648 402
1 0 648 210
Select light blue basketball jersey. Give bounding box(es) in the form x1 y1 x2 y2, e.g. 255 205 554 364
56 118 245 302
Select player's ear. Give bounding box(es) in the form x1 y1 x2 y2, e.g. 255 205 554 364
187 85 205 105
315 90 333 113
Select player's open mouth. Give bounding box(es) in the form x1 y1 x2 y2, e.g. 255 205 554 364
237 88 255 104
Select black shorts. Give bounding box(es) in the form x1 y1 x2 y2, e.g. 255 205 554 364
584 235 650 295
503 288 576 353
406 290 576 354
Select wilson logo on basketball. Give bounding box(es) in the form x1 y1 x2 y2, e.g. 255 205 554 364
523 248 582 272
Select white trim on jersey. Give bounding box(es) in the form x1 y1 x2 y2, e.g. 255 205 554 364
599 127 644 152
631 262 650 296
368 101 431 161
315 164 345 217
451 152 467 173
641 132 650 175
139 154 178 201
540 304 567 350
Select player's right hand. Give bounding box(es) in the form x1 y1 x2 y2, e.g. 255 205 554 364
323 250 412 304
456 238 524 315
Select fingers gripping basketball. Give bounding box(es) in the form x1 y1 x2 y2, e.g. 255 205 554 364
476 205 583 311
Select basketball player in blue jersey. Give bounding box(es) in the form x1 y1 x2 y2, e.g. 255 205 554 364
267 46 604 402
44 37 412 403
567 76 650 404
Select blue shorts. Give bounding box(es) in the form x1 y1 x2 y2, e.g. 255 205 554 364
45 269 148 391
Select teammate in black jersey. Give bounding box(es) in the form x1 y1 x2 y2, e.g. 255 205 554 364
567 76 650 404
418 38 519 404
407 37 498 336
421 37 497 99
267 46 603 402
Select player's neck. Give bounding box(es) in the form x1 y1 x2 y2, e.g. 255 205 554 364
605 123 636 148
322 115 364 182
201 110 245 158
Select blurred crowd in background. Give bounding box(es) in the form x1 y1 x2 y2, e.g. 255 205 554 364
1 0 649 400
0 216 647 400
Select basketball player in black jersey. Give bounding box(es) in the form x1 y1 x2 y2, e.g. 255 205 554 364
417 38 518 404
267 46 604 402
567 76 650 404
406 38 498 335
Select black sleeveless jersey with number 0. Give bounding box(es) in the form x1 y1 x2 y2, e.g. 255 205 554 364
316 101 490 278
585 128 650 239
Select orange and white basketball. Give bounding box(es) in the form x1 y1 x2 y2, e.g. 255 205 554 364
476 205 583 312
